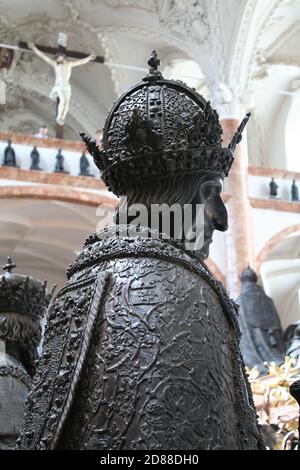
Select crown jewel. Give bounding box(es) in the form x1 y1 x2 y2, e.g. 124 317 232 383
81 51 250 196
3 256 16 273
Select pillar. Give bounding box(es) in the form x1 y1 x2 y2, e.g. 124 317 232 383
221 117 254 298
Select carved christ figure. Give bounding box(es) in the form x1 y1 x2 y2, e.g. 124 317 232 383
28 42 95 126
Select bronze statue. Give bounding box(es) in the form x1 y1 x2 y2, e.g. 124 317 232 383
54 149 67 173
30 146 41 171
17 52 265 450
292 180 299 202
3 140 17 167
0 257 52 449
269 178 278 198
79 152 93 176
238 266 285 373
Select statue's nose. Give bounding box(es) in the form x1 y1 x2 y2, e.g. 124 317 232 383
212 203 228 232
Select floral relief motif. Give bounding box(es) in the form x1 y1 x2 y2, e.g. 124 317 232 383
18 229 265 450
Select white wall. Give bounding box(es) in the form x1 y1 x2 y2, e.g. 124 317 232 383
248 174 297 201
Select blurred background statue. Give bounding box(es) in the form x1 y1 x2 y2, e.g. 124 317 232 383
0 257 52 449
270 177 279 198
30 146 41 171
34 125 49 139
79 151 92 176
3 140 16 167
54 149 67 173
238 266 285 373
291 180 299 202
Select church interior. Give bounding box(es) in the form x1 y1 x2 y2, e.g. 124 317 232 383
1 0 300 451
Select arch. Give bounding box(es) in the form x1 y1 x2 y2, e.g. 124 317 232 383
255 223 300 271
0 185 117 208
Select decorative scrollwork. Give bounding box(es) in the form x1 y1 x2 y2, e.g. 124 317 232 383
81 53 250 196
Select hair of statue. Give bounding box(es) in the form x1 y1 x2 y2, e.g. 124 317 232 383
114 171 208 226
55 52 66 60
0 312 41 376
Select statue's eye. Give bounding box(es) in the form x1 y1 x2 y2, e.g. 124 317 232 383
201 182 222 200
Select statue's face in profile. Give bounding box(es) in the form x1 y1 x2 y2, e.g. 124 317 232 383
194 174 228 259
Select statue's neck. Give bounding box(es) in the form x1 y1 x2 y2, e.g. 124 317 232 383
115 203 200 243
0 339 22 364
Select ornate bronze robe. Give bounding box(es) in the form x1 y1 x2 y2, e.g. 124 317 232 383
17 227 265 450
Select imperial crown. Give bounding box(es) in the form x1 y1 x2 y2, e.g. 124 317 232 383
0 257 53 319
81 51 250 196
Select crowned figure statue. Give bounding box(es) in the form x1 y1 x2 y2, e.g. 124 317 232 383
17 51 265 450
0 257 52 449
269 178 278 198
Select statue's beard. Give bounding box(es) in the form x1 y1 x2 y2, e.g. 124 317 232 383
183 209 214 259
184 230 213 260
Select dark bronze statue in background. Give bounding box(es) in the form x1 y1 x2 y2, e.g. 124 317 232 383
54 149 67 173
30 146 41 171
3 140 17 167
291 180 299 202
238 266 285 373
79 151 93 176
269 177 279 198
0 257 52 449
17 52 265 450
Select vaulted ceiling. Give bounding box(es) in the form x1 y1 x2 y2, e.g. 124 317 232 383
0 0 299 168
0 197 113 289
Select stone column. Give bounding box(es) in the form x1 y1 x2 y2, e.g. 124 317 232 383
221 117 254 298
212 86 255 298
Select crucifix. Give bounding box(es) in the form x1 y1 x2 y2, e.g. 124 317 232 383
19 34 104 139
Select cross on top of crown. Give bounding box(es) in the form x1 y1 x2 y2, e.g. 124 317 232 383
3 257 16 273
148 50 160 74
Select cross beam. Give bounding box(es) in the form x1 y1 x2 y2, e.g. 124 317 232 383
18 41 104 64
